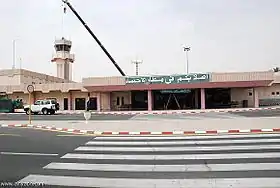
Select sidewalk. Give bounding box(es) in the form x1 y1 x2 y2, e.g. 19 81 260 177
59 106 280 115
1 116 280 133
7 106 280 115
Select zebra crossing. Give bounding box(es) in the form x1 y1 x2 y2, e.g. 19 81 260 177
18 133 280 188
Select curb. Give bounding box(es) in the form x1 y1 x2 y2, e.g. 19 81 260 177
1 124 280 136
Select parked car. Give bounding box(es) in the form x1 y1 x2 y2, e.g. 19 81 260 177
24 99 58 115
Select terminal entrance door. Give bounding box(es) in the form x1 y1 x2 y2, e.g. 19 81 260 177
131 91 148 111
75 98 86 110
153 89 198 110
205 88 231 109
64 98 68 110
87 97 97 110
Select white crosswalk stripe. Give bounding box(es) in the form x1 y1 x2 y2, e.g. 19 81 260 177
85 138 280 145
18 134 280 188
44 162 280 172
75 144 280 152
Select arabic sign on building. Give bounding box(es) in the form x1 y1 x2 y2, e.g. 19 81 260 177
125 73 210 84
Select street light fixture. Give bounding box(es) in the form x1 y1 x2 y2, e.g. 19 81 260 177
131 60 143 76
183 46 191 74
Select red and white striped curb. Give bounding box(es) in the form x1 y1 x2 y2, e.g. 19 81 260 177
57 106 280 115
1 124 280 136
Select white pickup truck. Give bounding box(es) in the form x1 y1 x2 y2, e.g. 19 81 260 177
24 99 59 115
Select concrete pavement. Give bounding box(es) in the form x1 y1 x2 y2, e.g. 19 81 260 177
0 113 135 121
2 116 280 133
0 126 93 182
1 109 280 136
57 106 280 115
1 108 280 122
19 133 280 187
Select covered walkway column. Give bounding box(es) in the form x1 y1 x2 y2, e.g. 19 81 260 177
97 92 101 111
69 91 73 110
148 90 153 111
194 89 199 109
253 88 259 108
201 88 206 109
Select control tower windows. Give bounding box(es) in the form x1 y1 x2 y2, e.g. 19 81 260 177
55 44 71 52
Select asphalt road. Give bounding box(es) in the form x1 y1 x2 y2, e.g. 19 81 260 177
17 133 280 188
0 113 135 121
0 126 93 183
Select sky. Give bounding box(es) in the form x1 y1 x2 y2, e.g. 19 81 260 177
0 0 280 82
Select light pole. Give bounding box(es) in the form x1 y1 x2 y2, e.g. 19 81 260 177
12 40 16 69
131 60 143 76
183 46 191 74
19 57 22 69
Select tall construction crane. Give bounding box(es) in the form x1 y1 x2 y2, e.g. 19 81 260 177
61 0 126 76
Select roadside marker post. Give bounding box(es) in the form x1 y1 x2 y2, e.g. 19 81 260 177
27 85 34 125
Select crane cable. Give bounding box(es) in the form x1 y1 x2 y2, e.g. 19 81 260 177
61 2 67 37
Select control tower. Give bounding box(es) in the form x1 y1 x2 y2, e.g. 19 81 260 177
51 37 75 80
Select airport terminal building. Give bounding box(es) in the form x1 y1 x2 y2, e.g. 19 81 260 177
1 69 279 112
1 38 279 112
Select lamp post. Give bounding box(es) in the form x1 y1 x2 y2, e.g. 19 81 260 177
12 40 16 69
27 85 34 125
183 46 191 74
131 60 143 76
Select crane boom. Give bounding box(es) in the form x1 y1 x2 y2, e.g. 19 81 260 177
62 0 126 76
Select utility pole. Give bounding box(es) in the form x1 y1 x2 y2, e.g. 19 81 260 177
131 60 143 76
183 46 191 74
19 57 22 69
12 40 16 69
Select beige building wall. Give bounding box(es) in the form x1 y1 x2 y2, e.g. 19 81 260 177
230 84 280 108
258 84 280 98
230 88 255 107
82 76 125 86
19 69 72 84
88 92 98 98
211 71 274 82
0 74 21 86
273 72 280 83
61 92 71 110
71 91 89 110
100 92 111 111
0 69 72 86
110 91 131 110
0 69 21 86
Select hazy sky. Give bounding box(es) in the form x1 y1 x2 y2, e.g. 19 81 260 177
1 0 280 81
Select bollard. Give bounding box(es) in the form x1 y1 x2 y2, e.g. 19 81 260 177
83 111 91 124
